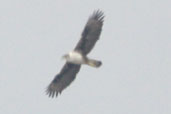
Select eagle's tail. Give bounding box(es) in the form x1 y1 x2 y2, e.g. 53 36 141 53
86 59 102 68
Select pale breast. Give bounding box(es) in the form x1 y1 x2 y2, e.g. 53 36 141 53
67 51 85 64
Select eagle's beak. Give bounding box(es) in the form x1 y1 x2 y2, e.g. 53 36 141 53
61 54 67 60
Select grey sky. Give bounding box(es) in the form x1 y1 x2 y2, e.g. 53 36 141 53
0 0 171 114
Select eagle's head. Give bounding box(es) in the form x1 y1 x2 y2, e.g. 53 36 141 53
62 54 69 60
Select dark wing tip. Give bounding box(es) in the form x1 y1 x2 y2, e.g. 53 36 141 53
46 83 60 98
90 10 105 22
45 75 62 98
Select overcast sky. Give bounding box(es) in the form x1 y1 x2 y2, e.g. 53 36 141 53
0 0 171 114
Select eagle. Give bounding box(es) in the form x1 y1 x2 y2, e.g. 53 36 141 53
46 10 104 97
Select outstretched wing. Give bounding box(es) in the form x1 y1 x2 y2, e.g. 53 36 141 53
46 63 81 98
74 10 104 55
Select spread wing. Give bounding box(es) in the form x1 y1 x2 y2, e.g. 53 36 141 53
74 10 104 55
46 63 81 98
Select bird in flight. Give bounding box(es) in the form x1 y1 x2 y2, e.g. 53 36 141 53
46 10 104 98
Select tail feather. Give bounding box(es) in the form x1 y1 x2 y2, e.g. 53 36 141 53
86 59 102 68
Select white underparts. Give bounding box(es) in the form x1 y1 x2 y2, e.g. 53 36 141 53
64 51 102 67
66 51 85 64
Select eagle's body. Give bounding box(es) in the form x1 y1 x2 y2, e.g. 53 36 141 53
63 51 102 67
46 10 104 97
64 51 85 65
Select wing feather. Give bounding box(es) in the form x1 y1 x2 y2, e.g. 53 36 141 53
46 63 81 97
74 10 104 55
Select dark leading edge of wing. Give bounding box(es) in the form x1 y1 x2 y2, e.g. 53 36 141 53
74 10 104 55
46 63 81 97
